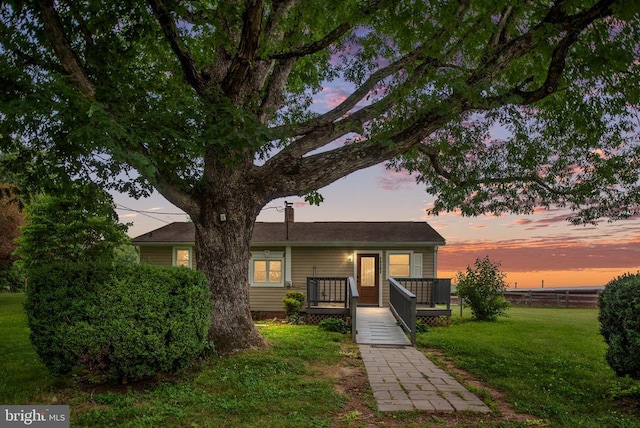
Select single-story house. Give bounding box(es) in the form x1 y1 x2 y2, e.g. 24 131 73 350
131 206 447 316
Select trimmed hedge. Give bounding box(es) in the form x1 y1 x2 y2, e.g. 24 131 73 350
26 262 211 383
599 272 640 380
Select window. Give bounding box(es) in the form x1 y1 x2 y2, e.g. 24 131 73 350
173 247 193 268
253 260 282 283
250 251 285 287
388 253 411 277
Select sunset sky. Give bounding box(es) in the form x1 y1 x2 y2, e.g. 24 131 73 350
116 73 640 289
115 161 640 289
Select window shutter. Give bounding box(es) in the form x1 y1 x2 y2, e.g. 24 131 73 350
412 253 423 277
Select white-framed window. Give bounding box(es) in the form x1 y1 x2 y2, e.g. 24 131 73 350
387 251 423 278
388 252 412 277
173 246 193 268
250 251 285 287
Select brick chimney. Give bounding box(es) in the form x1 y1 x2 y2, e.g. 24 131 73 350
285 201 294 223
285 201 294 240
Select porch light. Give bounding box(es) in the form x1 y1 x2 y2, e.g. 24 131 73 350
347 255 353 263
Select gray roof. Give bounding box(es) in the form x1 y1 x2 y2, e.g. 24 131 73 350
132 221 445 246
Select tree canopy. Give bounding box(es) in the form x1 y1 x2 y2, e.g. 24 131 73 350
14 184 129 270
1 0 638 220
1 0 639 353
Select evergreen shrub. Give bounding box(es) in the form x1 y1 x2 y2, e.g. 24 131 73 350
26 262 211 383
282 291 305 323
599 272 640 379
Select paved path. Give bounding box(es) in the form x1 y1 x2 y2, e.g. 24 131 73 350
356 307 491 413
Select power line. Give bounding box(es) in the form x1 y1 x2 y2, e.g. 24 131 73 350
116 205 186 215
115 203 284 224
115 204 174 224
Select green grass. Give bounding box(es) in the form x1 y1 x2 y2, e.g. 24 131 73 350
1 293 349 427
0 293 62 403
3 293 640 427
418 307 640 427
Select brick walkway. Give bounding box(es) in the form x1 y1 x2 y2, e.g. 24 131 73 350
356 308 490 413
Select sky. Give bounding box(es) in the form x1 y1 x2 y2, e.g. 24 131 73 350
115 161 640 290
114 43 640 290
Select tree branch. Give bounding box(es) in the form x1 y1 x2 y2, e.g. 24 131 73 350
416 145 565 196
148 0 208 98
223 0 266 100
257 58 295 123
269 23 351 60
265 109 450 197
263 0 297 42
271 49 425 140
512 31 577 104
490 5 515 48
38 0 95 98
484 0 615 106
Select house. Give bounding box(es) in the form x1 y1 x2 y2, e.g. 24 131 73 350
131 206 448 318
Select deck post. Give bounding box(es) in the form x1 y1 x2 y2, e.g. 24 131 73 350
348 277 358 343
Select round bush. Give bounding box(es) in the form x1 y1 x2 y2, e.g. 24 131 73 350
26 262 211 383
598 272 640 379
455 256 509 321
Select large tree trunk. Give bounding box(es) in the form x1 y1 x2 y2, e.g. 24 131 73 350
192 184 269 355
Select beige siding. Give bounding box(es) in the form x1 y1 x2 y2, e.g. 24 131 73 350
139 246 173 266
290 247 354 288
248 288 291 312
247 246 287 311
248 247 353 311
421 250 436 277
380 248 437 305
139 244 440 311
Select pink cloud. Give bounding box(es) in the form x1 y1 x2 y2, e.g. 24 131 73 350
376 168 416 191
511 219 533 226
439 236 640 273
318 86 349 109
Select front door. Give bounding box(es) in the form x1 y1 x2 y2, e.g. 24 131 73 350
357 253 379 305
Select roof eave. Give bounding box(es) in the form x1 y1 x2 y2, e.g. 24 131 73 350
134 240 445 247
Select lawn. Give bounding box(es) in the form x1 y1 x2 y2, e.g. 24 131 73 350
1 293 359 428
418 307 640 427
2 293 639 427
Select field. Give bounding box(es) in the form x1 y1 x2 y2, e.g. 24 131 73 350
1 293 639 427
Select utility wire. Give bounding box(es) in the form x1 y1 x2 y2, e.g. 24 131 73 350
115 203 285 224
115 204 173 224
116 205 186 216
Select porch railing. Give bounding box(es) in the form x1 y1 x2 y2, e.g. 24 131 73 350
389 277 417 345
348 277 358 342
395 277 452 310
307 277 349 308
307 276 359 342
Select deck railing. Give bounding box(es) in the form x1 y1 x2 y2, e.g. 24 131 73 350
307 276 359 342
348 277 358 342
307 277 349 308
395 278 452 309
389 277 417 345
